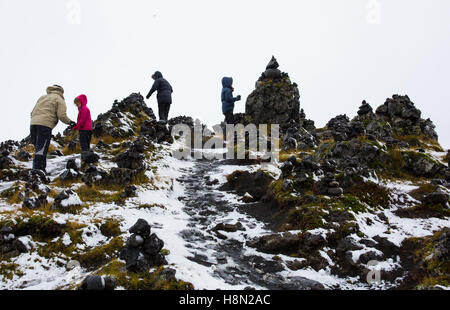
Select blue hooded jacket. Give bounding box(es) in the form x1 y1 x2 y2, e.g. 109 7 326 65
221 77 239 114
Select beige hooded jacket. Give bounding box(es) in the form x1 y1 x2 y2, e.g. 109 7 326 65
30 85 73 129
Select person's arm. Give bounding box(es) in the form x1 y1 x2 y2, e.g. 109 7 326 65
73 108 87 130
224 89 240 103
56 98 73 125
146 80 160 99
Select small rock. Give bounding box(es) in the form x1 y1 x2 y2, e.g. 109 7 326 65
328 187 343 196
81 151 100 164
66 158 78 171
129 219 151 237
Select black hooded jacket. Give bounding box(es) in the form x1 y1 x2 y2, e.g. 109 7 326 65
146 71 173 104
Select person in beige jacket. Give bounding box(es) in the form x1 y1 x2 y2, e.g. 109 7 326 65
30 85 75 172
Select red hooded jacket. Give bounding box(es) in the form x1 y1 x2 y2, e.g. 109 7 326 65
73 95 93 131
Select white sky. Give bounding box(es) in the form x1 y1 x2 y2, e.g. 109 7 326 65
0 0 449 148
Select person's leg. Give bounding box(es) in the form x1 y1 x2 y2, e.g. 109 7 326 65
164 104 171 121
79 131 89 153
88 131 93 147
33 125 52 171
30 125 37 148
158 102 165 121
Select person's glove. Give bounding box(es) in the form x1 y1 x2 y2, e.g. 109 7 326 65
146 95 150 100
70 122 77 129
236 95 242 101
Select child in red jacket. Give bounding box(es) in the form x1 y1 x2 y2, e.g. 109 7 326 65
72 95 93 152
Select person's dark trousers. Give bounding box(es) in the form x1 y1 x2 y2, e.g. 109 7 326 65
30 125 52 171
224 111 235 125
158 101 171 121
223 111 236 142
79 130 93 152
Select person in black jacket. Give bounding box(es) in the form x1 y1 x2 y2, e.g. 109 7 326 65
146 71 173 121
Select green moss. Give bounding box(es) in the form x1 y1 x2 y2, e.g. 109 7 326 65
14 216 65 241
413 230 450 288
335 196 368 213
0 262 23 280
99 219 122 238
76 236 124 269
0 183 24 204
345 182 391 209
97 260 194 290
287 204 326 231
76 185 124 204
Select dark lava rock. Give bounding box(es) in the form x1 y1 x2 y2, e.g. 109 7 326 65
247 233 301 255
263 56 282 79
103 168 137 187
213 222 245 233
22 195 47 209
375 95 438 140
140 119 173 144
246 57 300 126
79 275 117 291
66 158 78 171
219 171 274 202
421 190 449 206
433 228 450 261
15 150 32 161
0 226 30 258
129 219 151 237
19 169 49 184
93 93 155 139
120 219 166 272
358 100 374 116
51 190 81 211
120 185 138 198
59 169 80 182
115 150 145 171
81 151 100 164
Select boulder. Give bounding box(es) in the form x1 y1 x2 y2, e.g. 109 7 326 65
79 275 117 291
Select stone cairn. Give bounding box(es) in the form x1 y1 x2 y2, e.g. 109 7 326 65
245 56 301 127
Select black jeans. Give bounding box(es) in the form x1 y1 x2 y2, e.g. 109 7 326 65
30 125 52 171
158 102 171 121
79 130 93 152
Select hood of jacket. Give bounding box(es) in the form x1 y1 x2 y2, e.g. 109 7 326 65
76 94 88 107
153 71 163 79
222 77 233 89
46 85 64 99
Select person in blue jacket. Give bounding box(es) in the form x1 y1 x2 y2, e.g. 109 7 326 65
221 77 241 124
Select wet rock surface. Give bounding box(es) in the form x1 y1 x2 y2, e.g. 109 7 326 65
178 158 324 290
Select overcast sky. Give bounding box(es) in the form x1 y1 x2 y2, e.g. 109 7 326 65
1 0 449 148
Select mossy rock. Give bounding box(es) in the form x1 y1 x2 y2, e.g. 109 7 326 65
76 236 124 269
287 204 326 231
98 260 194 290
345 182 391 209
13 216 65 241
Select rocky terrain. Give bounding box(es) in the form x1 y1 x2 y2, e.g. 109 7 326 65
0 60 449 290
